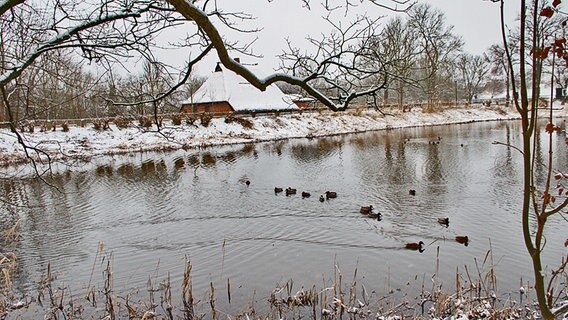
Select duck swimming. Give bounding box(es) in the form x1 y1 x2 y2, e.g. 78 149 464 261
301 191 311 198
274 187 283 193
405 241 425 252
286 187 297 195
325 191 337 199
360 205 373 215
437 217 449 226
368 211 382 220
455 236 469 246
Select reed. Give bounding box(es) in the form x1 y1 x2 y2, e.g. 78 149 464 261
0 246 563 319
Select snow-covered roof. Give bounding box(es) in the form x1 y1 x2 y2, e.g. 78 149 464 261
182 64 299 111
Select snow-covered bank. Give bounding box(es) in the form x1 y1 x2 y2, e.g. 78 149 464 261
0 104 565 167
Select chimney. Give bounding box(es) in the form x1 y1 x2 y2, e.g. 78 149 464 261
234 57 240 63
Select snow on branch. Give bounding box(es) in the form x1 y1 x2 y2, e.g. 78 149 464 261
167 0 388 111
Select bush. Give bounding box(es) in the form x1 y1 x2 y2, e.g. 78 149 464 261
200 113 213 127
185 115 197 126
235 117 254 129
114 116 131 129
93 119 110 131
138 116 152 129
171 113 184 126
224 112 235 124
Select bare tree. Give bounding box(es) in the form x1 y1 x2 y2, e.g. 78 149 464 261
0 0 415 169
407 3 463 107
456 53 490 104
488 43 517 102
375 16 418 109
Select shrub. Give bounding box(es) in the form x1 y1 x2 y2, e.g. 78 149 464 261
138 116 152 129
40 121 49 133
224 112 235 124
93 119 110 131
200 113 213 127
235 117 254 129
114 116 131 129
171 113 184 126
185 115 197 126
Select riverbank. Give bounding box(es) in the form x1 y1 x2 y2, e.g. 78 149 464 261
0 103 565 167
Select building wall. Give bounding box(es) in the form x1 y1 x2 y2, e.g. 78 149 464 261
293 101 311 109
181 102 234 114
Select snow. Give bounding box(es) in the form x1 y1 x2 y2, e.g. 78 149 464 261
1 103 566 172
181 64 299 111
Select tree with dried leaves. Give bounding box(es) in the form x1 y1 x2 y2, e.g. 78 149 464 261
495 0 568 318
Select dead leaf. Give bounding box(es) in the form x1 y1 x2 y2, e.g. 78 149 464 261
553 0 562 7
540 7 554 17
545 123 555 133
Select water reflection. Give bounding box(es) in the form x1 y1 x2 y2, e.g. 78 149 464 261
1 120 566 312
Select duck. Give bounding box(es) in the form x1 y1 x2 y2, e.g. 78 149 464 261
301 191 311 198
285 187 297 195
405 241 425 252
368 211 382 220
325 191 337 199
274 187 283 193
319 195 325 202
360 205 373 215
455 236 469 246
409 189 416 196
437 217 449 226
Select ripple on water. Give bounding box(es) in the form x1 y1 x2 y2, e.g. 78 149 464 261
4 120 567 304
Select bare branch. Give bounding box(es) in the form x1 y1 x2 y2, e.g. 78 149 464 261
0 0 24 16
166 0 386 111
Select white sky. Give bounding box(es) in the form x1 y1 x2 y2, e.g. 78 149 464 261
189 0 520 76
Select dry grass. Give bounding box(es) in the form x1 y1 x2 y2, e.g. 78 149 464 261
1 221 18 292
0 237 562 320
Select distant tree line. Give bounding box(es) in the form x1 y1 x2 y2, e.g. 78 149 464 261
0 1 565 123
368 3 566 109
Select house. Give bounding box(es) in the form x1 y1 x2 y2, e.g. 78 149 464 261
285 93 317 109
180 63 300 113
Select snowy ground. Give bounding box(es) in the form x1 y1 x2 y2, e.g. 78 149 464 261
1 103 566 168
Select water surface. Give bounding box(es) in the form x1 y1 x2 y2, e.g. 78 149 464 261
2 119 567 311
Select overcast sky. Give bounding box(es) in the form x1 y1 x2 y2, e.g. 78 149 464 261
175 1 521 76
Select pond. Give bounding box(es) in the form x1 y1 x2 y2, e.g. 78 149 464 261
2 119 567 313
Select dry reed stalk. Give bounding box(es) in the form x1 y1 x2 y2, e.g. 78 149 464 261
86 241 104 303
227 278 231 305
103 256 115 320
181 258 194 320
1 220 19 244
161 272 173 320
